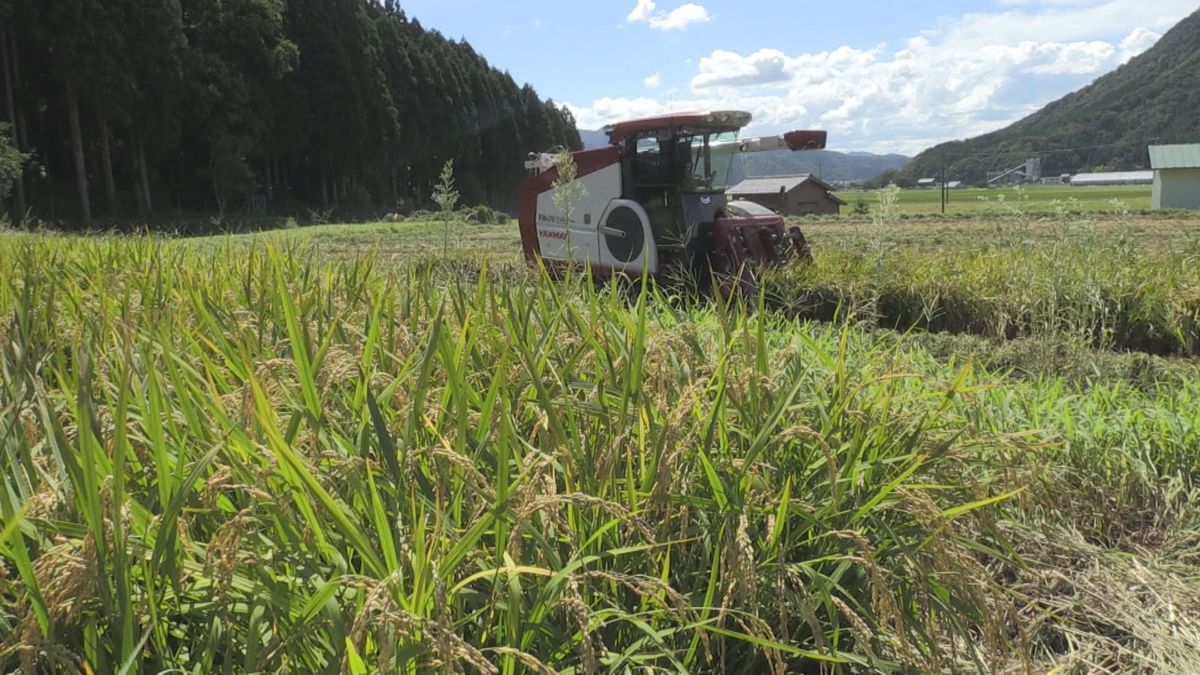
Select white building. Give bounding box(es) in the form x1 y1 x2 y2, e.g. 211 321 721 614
1069 171 1153 187
1149 144 1200 210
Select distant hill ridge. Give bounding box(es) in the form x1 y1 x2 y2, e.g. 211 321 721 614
579 129 909 183
731 150 910 184
904 8 1200 182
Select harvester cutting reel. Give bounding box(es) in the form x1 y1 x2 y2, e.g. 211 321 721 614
698 200 813 301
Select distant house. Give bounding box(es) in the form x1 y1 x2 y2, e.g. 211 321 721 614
1069 171 1153 186
1149 144 1200 210
727 175 845 216
918 178 964 189
1040 174 1073 185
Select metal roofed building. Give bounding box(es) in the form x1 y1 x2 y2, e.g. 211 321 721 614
1150 144 1200 210
1069 171 1154 186
727 175 845 216
917 178 965 189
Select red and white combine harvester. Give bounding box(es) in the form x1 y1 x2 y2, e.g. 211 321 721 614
518 110 826 292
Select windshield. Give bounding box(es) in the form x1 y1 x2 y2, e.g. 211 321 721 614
685 131 739 192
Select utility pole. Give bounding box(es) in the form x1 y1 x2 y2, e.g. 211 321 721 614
940 158 946 215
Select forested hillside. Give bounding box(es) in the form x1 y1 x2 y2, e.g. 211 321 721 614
904 7 1200 182
0 0 581 227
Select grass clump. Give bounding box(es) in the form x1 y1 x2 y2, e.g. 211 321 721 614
765 223 1200 356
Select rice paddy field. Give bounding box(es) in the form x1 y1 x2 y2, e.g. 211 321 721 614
838 183 1153 215
2 200 1200 673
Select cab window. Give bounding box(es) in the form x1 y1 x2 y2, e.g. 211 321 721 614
634 136 670 185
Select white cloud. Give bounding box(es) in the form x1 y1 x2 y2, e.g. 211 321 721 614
568 97 669 129
1118 27 1162 62
692 49 791 89
627 0 656 23
626 0 710 32
643 73 663 89
996 0 1099 6
1023 41 1116 74
924 0 1190 47
576 1 1190 155
649 4 710 31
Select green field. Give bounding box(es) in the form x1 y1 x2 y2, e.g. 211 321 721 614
839 183 1153 215
3 211 1200 672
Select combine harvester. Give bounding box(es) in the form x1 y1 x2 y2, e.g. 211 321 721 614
519 110 827 295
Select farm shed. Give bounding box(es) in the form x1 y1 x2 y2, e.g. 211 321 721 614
1069 171 1153 186
1150 144 1200 210
727 175 845 216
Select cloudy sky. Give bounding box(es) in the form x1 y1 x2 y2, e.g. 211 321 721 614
399 0 1196 156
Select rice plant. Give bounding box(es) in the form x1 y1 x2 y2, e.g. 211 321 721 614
765 221 1200 356
0 231 1197 673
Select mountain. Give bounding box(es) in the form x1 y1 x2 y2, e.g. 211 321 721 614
731 150 910 184
580 129 612 150
904 8 1200 182
580 129 909 182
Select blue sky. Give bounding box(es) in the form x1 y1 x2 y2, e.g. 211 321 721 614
399 0 1196 155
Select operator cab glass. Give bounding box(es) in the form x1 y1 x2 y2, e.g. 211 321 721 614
685 131 738 193
629 128 740 195
633 136 670 186
624 126 743 257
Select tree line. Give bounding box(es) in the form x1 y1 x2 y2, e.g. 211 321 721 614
0 0 582 228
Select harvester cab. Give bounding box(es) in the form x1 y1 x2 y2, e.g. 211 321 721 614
519 110 826 293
